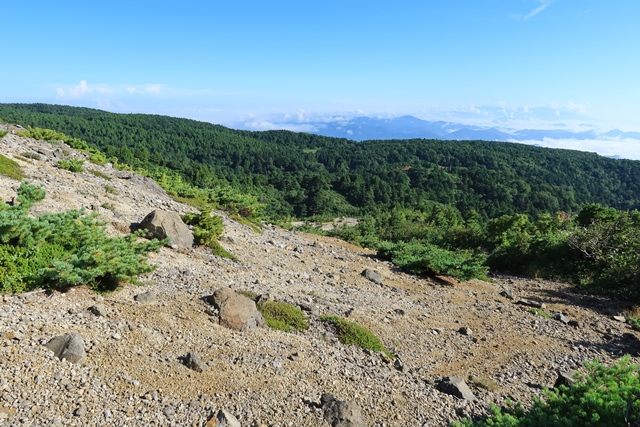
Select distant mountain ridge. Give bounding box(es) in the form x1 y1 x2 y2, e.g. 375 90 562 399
268 114 639 143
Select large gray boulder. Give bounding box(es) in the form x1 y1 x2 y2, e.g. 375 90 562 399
138 210 194 249
207 288 264 331
321 394 365 427
44 332 86 364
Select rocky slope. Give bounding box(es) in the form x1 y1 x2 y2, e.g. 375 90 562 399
1 128 639 426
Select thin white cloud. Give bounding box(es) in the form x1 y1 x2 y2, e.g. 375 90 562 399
55 80 166 99
517 0 552 21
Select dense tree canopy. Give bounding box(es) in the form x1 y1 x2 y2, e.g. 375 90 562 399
2 103 640 220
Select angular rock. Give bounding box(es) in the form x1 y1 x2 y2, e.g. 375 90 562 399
138 209 194 249
458 326 472 336
612 315 626 323
499 289 514 299
321 393 365 427
361 269 383 285
553 312 570 324
207 288 264 331
182 352 207 373
44 332 86 364
554 371 576 388
87 304 106 317
516 298 545 309
205 409 241 427
134 290 157 304
437 376 476 401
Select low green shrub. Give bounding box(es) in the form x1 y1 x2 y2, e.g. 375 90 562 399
0 182 163 293
0 154 24 180
629 317 640 332
457 357 640 426
321 315 390 355
377 241 488 281
57 158 84 173
89 152 107 165
182 209 235 259
259 300 309 332
0 129 8 138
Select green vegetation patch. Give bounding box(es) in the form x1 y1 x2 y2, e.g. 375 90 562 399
57 158 84 173
259 300 309 332
182 209 236 259
0 182 163 293
0 129 7 138
321 315 389 355
0 154 24 180
457 357 640 426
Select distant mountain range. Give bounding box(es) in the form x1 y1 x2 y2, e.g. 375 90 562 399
268 115 640 143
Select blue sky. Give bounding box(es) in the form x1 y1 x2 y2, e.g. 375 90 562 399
1 1 639 132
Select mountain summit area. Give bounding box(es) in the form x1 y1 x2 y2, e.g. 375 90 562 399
1 119 639 426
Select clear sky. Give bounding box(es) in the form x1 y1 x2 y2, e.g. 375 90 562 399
1 0 639 131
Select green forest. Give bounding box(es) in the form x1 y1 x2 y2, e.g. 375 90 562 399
2 103 640 301
1 103 640 219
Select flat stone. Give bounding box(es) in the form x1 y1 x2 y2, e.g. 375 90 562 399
134 291 157 304
516 298 545 309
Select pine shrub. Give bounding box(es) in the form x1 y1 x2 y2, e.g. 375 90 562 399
0 183 163 293
457 357 640 426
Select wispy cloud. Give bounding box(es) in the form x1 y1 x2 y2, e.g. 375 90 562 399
55 80 166 99
516 0 553 21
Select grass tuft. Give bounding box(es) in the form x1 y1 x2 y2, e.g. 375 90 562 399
321 315 390 355
0 154 24 180
259 300 309 332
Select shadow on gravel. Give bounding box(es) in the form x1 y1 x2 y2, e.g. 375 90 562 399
571 333 640 357
527 286 630 317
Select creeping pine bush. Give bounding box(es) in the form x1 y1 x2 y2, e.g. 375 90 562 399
182 209 235 259
457 357 640 427
57 158 84 173
377 241 488 281
0 182 163 293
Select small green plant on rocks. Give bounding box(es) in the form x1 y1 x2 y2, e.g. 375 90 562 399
321 315 390 355
258 300 309 332
57 158 84 173
182 209 235 259
527 307 553 319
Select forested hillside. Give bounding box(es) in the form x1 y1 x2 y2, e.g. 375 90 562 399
1 103 640 219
